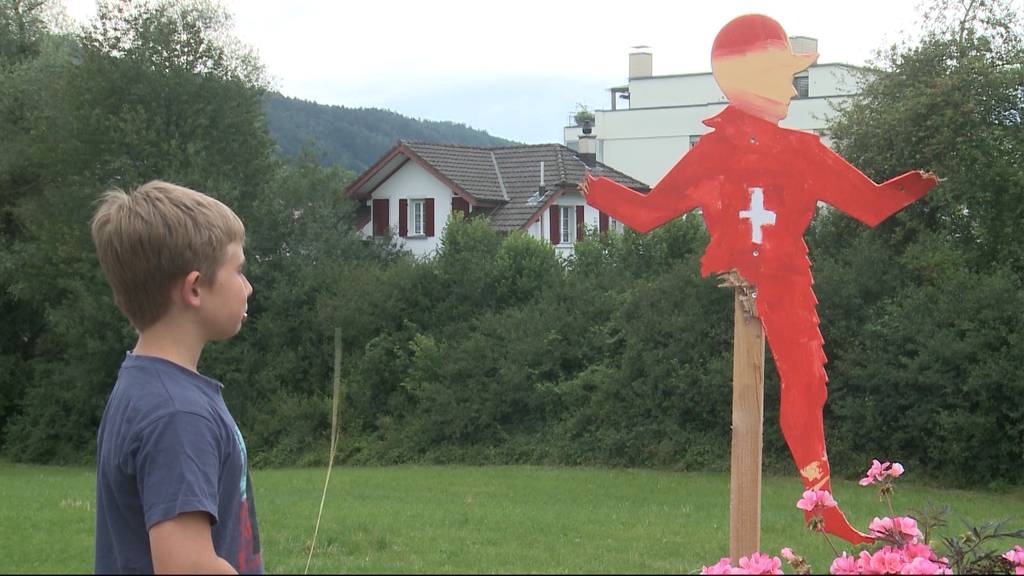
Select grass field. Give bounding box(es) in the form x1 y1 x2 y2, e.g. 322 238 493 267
1 462 1022 573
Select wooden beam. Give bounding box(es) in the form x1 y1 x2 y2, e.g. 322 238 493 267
729 286 765 562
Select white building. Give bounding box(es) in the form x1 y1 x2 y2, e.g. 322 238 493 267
565 38 868 186
346 141 647 258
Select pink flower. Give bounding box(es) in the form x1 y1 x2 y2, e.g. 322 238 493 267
869 516 923 543
859 459 905 486
903 543 939 561
868 516 890 534
737 552 783 575
890 462 905 477
863 547 906 574
900 556 951 574
1005 545 1024 575
701 558 734 575
903 544 951 573
780 547 797 562
855 550 877 574
860 459 888 486
797 489 838 514
830 552 859 575
702 553 784 575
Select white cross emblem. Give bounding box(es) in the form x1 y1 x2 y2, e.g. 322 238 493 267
739 187 776 244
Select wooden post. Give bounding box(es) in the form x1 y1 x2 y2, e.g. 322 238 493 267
729 286 765 562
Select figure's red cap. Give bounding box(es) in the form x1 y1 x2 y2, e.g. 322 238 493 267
712 14 799 59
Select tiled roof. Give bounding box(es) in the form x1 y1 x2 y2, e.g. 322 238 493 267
401 141 648 232
401 142 508 202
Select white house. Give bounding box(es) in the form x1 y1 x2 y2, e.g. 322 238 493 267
346 141 648 258
565 38 869 186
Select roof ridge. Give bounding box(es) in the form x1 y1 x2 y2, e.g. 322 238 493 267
402 140 562 151
490 151 509 201
553 143 647 188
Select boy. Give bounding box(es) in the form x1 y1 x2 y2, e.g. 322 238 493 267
91 181 261 574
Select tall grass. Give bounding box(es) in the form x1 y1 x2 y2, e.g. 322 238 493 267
1 463 1021 573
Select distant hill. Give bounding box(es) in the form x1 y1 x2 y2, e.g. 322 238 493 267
264 93 517 174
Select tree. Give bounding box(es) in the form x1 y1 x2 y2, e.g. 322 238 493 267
0 0 278 462
0 0 65 63
826 0 1024 273
812 0 1024 485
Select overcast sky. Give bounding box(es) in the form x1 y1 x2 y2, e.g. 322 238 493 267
63 0 937 143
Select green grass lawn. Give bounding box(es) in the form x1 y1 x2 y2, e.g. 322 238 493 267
1 462 1022 573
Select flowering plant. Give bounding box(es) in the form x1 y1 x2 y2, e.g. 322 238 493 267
701 459 1024 575
701 552 784 575
860 459 904 516
796 489 838 535
1003 546 1024 575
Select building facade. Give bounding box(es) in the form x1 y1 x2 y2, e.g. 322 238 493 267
346 141 647 258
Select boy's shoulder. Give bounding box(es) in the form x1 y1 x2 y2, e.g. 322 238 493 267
111 353 225 427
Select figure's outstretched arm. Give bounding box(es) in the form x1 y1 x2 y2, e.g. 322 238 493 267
812 142 938 227
581 143 716 233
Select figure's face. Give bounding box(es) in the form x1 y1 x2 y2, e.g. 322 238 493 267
713 46 817 123
198 241 252 341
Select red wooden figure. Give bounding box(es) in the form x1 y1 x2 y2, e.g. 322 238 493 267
582 14 938 545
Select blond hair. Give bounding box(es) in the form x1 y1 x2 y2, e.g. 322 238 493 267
91 180 245 331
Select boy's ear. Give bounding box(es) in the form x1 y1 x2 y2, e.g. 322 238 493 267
179 271 203 308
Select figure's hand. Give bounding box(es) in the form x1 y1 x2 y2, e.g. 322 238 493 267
577 173 598 200
885 170 939 201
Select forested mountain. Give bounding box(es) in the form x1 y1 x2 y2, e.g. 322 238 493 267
265 93 516 173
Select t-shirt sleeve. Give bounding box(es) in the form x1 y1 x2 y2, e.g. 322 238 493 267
136 411 222 530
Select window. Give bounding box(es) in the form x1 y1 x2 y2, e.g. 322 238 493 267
609 216 623 233
410 199 425 236
689 134 702 148
793 75 809 99
560 206 573 244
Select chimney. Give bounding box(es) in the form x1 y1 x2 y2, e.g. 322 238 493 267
629 46 652 79
788 36 818 56
578 134 597 167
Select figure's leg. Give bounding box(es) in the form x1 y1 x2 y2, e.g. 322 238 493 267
757 275 872 545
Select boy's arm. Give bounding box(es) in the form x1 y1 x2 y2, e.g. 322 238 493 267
137 412 237 573
810 140 938 227
150 512 237 574
581 141 716 233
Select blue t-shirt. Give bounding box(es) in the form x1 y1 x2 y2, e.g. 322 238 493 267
95 353 262 574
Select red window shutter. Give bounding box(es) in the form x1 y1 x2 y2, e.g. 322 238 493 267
398 199 408 237
425 198 435 237
599 211 609 234
576 205 585 241
372 199 389 237
549 205 560 245
452 197 470 219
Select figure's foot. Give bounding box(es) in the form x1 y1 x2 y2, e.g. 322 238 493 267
817 505 874 545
